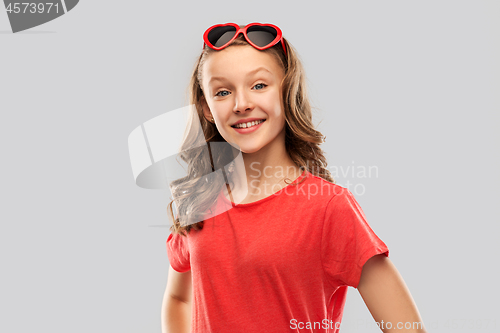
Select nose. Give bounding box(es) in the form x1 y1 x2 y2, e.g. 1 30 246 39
233 89 254 113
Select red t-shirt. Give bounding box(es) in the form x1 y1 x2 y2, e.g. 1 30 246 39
166 169 389 332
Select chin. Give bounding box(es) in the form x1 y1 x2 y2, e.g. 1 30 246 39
239 146 262 154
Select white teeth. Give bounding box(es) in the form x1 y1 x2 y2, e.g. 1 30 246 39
234 119 264 129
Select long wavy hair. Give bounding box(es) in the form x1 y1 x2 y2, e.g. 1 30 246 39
168 28 335 237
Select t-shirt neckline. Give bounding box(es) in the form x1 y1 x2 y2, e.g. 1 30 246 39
220 168 309 208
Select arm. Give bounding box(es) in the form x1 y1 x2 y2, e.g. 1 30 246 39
161 265 192 333
357 254 428 333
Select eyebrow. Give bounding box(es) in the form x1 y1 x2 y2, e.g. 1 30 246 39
208 67 272 84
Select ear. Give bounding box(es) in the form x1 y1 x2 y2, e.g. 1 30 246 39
200 95 213 122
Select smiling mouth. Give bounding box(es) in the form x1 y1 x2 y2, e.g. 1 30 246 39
231 119 266 129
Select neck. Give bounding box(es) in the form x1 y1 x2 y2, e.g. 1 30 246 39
225 130 302 201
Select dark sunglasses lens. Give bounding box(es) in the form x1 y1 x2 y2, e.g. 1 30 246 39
246 26 278 47
208 26 237 47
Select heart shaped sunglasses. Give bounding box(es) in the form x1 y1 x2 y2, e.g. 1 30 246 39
203 22 287 57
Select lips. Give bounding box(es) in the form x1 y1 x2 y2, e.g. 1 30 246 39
231 119 266 128
231 119 266 134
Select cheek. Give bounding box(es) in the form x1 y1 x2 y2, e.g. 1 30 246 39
264 91 284 119
210 102 232 119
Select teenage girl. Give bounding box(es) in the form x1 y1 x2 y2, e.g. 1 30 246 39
161 22 427 333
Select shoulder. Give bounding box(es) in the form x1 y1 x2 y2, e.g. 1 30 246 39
306 172 349 201
288 171 351 212
304 173 367 219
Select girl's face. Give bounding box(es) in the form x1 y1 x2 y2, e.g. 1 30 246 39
200 45 286 154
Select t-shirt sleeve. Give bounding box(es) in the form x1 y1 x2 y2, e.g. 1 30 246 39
321 188 389 289
166 231 191 273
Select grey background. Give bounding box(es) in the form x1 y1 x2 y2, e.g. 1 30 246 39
1 1 498 332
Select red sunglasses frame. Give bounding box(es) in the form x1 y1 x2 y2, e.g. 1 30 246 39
203 22 287 57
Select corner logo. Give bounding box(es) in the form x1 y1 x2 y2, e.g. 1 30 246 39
3 0 79 33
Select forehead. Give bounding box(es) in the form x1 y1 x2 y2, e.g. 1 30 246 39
202 45 284 84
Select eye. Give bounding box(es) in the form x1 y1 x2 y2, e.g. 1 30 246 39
253 83 267 90
215 90 230 97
